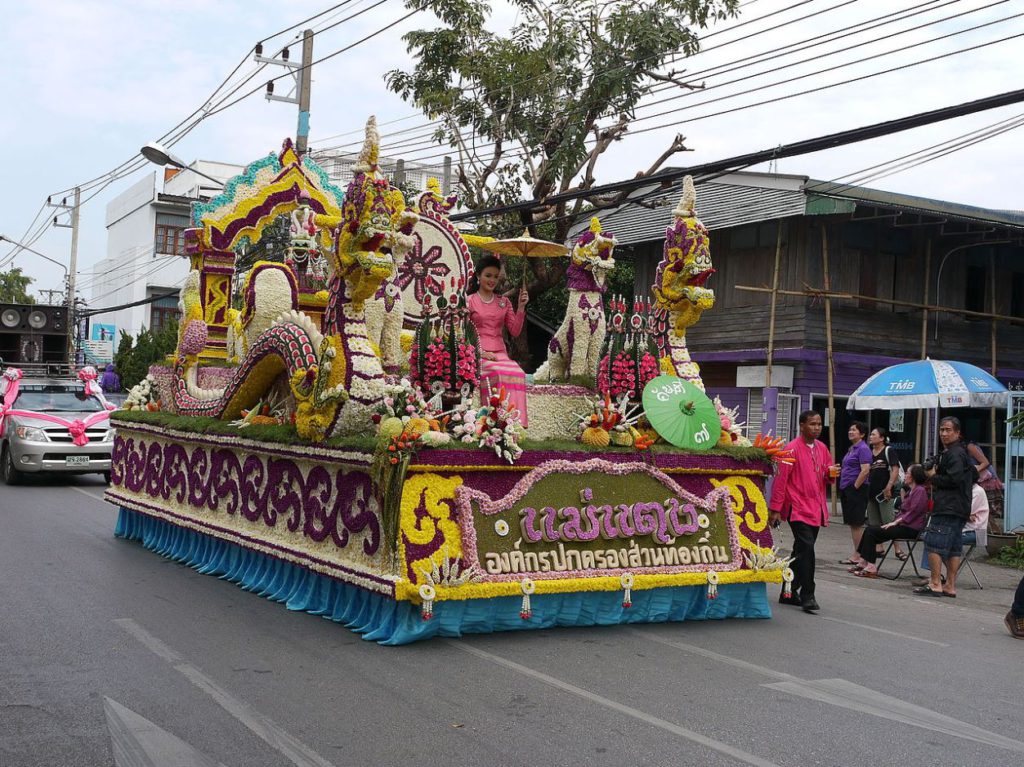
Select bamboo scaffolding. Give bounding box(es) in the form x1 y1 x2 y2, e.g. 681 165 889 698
916 240 931 460
821 225 838 518
765 221 785 388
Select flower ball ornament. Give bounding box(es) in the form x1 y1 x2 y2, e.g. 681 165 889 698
419 583 436 621
782 567 795 600
620 572 635 609
180 320 209 356
706 570 720 600
519 578 536 620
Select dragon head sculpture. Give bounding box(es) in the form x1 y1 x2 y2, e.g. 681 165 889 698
652 176 715 330
317 116 418 309
567 217 617 292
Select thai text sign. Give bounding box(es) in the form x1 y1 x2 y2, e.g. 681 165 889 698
457 458 741 581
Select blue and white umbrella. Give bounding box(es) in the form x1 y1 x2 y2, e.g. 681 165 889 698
848 359 1008 410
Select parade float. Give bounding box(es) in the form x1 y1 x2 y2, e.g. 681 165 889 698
106 119 791 645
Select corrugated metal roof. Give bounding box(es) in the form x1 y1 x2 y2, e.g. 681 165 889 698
802 180 1024 231
573 171 1024 246
578 177 806 246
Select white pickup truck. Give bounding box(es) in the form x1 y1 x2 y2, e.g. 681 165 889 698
0 370 115 485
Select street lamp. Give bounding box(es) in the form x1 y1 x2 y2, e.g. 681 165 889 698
140 142 225 187
0 234 69 278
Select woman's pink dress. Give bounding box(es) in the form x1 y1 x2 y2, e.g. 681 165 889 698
468 292 528 427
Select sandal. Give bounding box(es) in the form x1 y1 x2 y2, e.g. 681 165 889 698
895 551 909 561
941 591 956 598
854 570 878 579
913 585 944 597
847 566 865 573
838 559 859 565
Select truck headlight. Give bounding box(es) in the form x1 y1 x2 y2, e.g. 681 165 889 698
15 426 47 442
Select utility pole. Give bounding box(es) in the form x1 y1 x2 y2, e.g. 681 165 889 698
296 29 313 155
49 186 80 366
258 30 314 155
67 187 80 366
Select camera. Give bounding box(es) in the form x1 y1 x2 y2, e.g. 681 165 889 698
922 454 940 472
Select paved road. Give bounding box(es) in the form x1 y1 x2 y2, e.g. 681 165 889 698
2 476 1022 767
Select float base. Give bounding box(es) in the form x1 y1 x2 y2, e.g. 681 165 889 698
115 507 772 645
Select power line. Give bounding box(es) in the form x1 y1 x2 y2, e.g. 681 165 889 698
354 0 991 161
360 0 966 159
445 86 1024 221
312 0 854 152
395 19 1024 169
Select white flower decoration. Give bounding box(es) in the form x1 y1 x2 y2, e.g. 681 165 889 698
520 578 536 595
619 573 635 588
706 570 719 585
697 513 711 529
494 519 510 537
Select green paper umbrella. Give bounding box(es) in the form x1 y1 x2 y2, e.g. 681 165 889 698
641 375 720 451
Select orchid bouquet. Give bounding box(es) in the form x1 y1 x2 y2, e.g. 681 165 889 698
451 388 523 464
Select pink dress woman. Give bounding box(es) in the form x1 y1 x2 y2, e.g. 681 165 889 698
467 292 528 427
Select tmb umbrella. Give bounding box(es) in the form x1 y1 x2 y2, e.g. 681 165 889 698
641 375 720 451
847 359 1008 410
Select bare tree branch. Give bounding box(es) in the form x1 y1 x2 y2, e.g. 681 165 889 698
643 68 705 90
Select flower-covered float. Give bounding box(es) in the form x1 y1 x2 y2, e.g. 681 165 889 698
106 119 790 645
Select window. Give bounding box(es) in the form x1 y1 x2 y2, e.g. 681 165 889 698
154 213 190 256
1012 273 1024 317
964 265 987 314
150 293 180 334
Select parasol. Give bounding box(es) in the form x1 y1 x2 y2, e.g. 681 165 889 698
478 228 568 288
641 375 720 451
477 229 569 259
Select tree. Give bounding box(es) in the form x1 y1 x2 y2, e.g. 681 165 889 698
113 318 180 391
0 267 36 303
387 0 738 257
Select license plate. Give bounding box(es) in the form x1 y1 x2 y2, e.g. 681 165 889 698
66 456 90 467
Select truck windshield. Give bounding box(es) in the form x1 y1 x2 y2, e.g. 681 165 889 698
13 387 102 413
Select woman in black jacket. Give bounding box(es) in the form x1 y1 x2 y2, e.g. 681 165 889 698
914 417 973 597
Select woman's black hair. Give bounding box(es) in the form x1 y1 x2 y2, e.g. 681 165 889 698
849 420 868 437
468 255 502 294
871 425 889 444
908 463 927 485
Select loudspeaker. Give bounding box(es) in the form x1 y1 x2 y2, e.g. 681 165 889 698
0 303 66 334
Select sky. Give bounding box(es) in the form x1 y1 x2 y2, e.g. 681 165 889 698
1 0 1022 307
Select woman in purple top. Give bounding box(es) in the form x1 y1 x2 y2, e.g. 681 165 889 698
837 421 872 565
849 464 929 577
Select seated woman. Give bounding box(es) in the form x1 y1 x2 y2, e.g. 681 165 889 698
849 464 929 577
467 255 530 427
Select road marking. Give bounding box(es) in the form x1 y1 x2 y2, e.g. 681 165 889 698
626 628 797 682
68 485 107 502
114 618 337 767
764 678 1024 754
818 616 949 646
629 629 1022 754
446 639 781 767
104 697 228 767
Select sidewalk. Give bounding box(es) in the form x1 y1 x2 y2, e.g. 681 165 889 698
773 513 1023 615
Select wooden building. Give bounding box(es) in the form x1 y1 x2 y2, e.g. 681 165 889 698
586 171 1024 463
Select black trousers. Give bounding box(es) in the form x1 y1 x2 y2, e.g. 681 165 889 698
788 520 819 601
1013 575 1024 618
857 524 920 564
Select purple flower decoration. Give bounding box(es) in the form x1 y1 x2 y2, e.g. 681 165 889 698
397 234 451 304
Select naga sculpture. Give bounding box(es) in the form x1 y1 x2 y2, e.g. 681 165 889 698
533 218 617 383
651 175 715 391
169 117 417 440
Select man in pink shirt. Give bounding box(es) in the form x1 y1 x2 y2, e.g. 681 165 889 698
769 410 834 613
